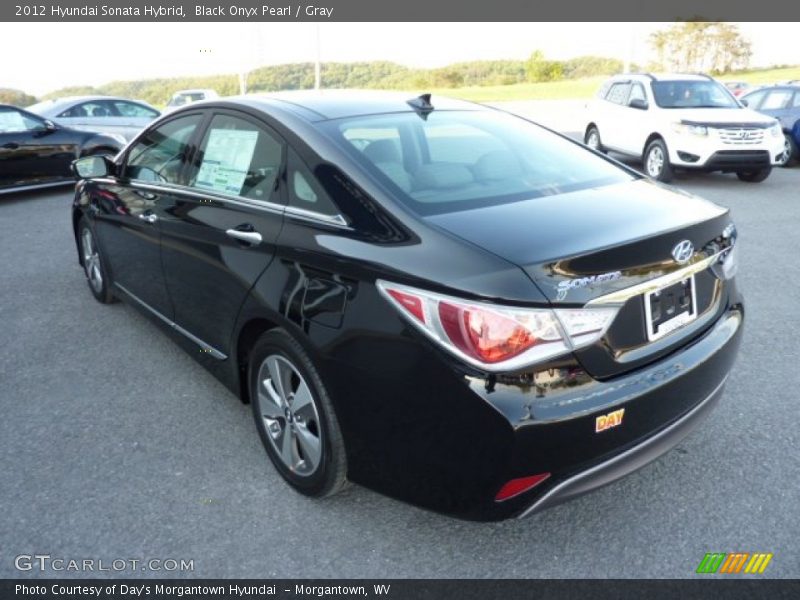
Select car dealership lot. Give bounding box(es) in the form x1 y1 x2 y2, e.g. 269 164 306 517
1 168 798 578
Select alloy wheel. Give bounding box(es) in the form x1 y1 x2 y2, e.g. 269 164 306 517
81 228 103 293
646 146 664 177
586 130 600 150
256 354 322 477
777 135 792 166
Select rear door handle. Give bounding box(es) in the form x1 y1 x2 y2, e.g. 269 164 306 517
138 212 158 224
226 227 262 246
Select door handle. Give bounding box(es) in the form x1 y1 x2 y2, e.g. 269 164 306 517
138 213 158 224
225 228 262 245
2 142 19 150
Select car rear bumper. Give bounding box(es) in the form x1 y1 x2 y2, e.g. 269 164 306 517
518 373 727 518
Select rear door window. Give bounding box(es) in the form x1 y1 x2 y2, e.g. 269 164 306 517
605 83 632 105
188 113 283 202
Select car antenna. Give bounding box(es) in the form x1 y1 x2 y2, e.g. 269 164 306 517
407 93 434 119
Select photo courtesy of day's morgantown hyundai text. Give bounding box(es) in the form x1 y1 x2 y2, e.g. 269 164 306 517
70 91 743 520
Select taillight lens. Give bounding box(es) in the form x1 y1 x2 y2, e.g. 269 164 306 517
377 280 619 371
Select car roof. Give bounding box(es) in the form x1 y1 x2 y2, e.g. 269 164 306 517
609 73 714 83
29 96 156 114
229 89 481 121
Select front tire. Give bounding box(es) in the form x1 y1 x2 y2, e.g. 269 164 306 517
777 134 797 167
736 167 772 183
643 138 674 182
249 329 347 498
78 217 115 304
584 126 606 153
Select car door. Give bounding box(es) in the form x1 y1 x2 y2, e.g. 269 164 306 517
616 82 650 155
0 106 78 189
597 82 632 153
93 112 205 318
157 109 286 357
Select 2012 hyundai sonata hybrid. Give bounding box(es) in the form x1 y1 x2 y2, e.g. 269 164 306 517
71 90 743 520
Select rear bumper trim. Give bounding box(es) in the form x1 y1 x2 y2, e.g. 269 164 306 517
518 374 728 518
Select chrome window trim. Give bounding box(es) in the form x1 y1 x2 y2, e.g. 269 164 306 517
585 249 725 307
89 178 351 229
113 282 227 360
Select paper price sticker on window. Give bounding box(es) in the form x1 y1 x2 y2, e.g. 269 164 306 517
195 128 258 195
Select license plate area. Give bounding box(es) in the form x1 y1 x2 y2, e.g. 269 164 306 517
644 275 698 341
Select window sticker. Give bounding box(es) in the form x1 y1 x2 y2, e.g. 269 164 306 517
195 128 258 195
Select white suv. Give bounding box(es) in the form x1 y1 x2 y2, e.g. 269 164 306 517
584 73 784 183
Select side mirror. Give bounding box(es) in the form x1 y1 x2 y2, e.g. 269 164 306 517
44 119 57 131
72 155 112 179
740 98 749 107
629 98 648 110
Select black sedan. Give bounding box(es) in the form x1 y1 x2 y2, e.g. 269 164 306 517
0 103 123 194
70 91 743 520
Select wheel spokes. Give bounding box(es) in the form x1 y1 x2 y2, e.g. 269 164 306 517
294 422 321 470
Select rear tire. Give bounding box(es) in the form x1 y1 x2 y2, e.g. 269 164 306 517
78 217 116 304
643 138 674 182
736 167 772 183
249 329 347 498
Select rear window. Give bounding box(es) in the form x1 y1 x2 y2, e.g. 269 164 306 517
320 110 634 216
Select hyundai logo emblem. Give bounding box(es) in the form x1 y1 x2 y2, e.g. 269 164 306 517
672 240 694 264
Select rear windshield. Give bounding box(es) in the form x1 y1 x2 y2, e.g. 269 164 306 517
320 110 634 216
651 80 738 109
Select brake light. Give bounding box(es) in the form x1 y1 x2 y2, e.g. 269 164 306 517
377 280 619 371
495 473 551 502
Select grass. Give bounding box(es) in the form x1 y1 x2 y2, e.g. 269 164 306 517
429 66 800 103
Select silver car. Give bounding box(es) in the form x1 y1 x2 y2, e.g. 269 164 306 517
28 96 160 142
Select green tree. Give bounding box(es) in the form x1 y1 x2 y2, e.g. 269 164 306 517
0 88 38 106
649 22 752 74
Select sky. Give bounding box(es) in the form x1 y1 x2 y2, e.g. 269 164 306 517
1 22 797 96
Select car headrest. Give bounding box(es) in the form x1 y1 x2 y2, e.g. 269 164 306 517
473 150 523 181
364 139 402 164
413 163 473 191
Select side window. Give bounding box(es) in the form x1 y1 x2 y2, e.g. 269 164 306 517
63 101 118 118
190 113 283 202
287 149 341 217
0 107 44 133
792 92 800 108
762 90 793 110
114 101 159 118
126 114 202 184
605 83 632 105
628 83 647 105
742 89 766 109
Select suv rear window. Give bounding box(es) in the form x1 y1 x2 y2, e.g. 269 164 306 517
321 110 634 216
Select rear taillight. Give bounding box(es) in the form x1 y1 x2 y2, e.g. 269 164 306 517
377 280 619 371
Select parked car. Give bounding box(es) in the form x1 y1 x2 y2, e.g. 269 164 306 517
28 96 159 142
740 84 800 166
584 73 785 182
723 81 751 97
71 91 743 520
165 89 219 110
0 103 122 194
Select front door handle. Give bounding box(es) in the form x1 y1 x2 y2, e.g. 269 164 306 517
226 227 262 246
138 212 158 224
2 142 19 150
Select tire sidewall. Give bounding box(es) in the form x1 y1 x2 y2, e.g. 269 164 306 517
248 330 342 496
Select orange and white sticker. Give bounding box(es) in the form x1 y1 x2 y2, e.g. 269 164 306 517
595 408 625 433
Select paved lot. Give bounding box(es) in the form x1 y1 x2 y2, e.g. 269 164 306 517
1 165 799 579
